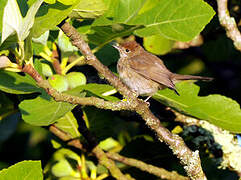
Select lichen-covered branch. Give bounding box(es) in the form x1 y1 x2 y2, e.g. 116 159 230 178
58 20 207 180
173 110 241 175
217 0 241 51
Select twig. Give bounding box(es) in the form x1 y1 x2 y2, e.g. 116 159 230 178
173 35 203 49
106 152 189 180
22 64 134 111
37 80 134 111
57 20 207 180
217 0 241 51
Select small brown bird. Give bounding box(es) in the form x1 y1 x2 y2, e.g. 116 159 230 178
113 41 213 99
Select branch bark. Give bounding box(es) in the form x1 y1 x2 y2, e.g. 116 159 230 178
217 0 241 52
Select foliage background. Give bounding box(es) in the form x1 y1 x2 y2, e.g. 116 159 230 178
0 0 240 179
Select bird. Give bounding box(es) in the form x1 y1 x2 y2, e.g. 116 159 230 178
113 40 213 100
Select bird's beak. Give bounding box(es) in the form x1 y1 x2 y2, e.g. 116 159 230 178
112 42 121 50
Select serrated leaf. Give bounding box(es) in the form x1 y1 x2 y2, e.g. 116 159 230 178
55 111 80 138
0 70 41 94
153 82 241 133
19 92 75 126
0 161 43 180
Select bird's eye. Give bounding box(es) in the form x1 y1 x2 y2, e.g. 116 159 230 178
125 49 130 53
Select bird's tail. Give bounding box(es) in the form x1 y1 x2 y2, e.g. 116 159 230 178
171 73 213 81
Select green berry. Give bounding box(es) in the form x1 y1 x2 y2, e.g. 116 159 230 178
48 74 68 92
66 72 87 89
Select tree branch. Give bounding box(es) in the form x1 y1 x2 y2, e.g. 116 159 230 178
38 79 134 111
106 152 189 180
173 110 241 176
57 20 207 180
49 125 189 180
217 0 241 51
22 63 134 111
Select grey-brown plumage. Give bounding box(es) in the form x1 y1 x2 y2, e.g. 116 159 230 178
113 41 213 97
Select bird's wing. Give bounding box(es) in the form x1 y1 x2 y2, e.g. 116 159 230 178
129 52 176 90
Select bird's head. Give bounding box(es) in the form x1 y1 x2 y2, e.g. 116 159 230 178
113 41 142 58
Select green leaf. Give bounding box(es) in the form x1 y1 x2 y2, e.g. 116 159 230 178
57 30 78 53
1 0 22 43
99 137 120 151
32 2 78 38
48 148 80 177
94 0 215 41
55 111 80 138
87 24 137 45
19 92 75 126
0 0 8 34
0 161 43 180
132 0 215 41
24 32 33 61
58 0 77 5
1 0 43 43
69 0 106 19
153 82 241 133
143 34 174 55
32 30 49 45
70 83 119 101
44 0 56 4
0 70 41 94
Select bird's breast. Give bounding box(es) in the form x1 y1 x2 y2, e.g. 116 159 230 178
117 59 159 96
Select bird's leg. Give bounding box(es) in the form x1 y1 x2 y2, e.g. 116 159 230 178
144 96 152 102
